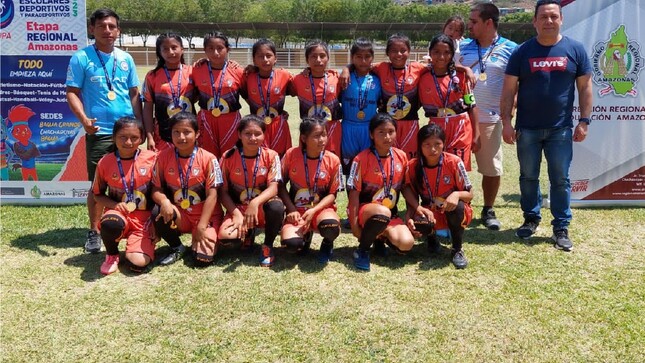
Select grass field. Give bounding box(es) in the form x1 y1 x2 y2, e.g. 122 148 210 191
1 67 644 362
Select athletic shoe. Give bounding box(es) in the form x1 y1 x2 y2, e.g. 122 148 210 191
297 232 313 256
373 238 389 257
481 208 501 230
353 249 370 271
159 244 186 266
516 220 539 239
260 245 274 267
451 249 468 269
552 229 573 252
317 242 333 264
100 254 120 275
85 230 102 254
427 233 441 255
341 218 351 230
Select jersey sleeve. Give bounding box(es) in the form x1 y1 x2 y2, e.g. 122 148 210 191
281 148 293 184
65 52 85 88
346 155 363 192
268 150 282 183
405 158 419 194
92 157 108 195
125 54 140 88
456 158 472 192
328 154 343 194
206 154 224 189
143 70 155 103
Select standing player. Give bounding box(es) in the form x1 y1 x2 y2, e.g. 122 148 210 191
347 113 412 271
241 39 294 155
151 112 223 266
279 118 342 264
218 115 284 268
290 40 342 157
419 34 481 171
66 8 141 254
403 124 473 269
142 33 195 152
192 32 245 158
92 117 156 275
460 2 517 230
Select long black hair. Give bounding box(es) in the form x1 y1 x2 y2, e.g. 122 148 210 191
223 114 266 158
169 111 199 132
414 123 446 193
204 32 230 49
368 112 397 147
428 34 463 94
112 117 145 148
153 33 185 72
299 117 327 149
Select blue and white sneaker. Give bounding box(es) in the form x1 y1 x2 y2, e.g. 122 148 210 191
353 249 370 271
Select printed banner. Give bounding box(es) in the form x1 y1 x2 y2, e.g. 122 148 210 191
1 0 89 204
563 0 645 206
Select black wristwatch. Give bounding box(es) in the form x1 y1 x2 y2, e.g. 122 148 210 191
578 117 591 125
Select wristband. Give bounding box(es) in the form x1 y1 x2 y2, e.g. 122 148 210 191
578 117 591 125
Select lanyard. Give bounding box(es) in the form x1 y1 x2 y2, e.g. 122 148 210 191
93 45 117 92
116 149 139 203
208 60 228 110
431 69 453 111
303 148 324 204
308 72 327 117
477 36 500 74
175 147 197 201
163 64 183 108
421 154 443 204
257 71 274 117
390 64 407 108
372 147 394 199
354 71 370 111
239 147 261 201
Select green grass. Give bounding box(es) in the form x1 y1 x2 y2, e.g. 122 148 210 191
6 163 63 181
1 67 644 362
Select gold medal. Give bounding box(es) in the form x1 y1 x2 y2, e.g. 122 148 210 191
107 91 116 101
394 110 403 119
381 197 394 209
357 110 365 120
264 116 272 125
180 199 191 209
479 73 487 82
126 201 137 212
211 108 221 117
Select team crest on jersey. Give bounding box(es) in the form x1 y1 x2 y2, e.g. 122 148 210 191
395 163 402 172
168 167 175 175
319 171 327 179
139 167 147 176
251 88 257 95
227 80 233 87
291 168 298 174
330 86 335 93
407 77 414 84
274 87 281 94
120 60 129 71
259 166 268 175
592 24 642 97
111 172 119 181
193 168 199 176
234 168 241 175
443 175 451 184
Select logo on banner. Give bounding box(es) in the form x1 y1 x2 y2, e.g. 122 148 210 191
1 0 15 29
592 25 643 97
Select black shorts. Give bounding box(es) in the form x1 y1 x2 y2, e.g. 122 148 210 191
86 134 114 181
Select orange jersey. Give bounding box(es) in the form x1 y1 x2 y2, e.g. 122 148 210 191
242 69 293 120
406 152 472 208
373 61 427 120
291 70 342 121
92 149 157 211
347 147 408 213
152 147 223 209
220 147 282 205
419 70 473 117
143 65 195 140
281 147 342 209
192 61 244 114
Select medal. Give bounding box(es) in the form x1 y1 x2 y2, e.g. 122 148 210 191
264 116 272 125
175 146 197 210
477 36 500 84
257 71 275 126
357 111 365 120
422 154 444 208
391 64 407 120
107 91 116 101
372 147 396 210
126 201 137 212
309 72 328 118
479 72 487 81
432 69 454 119
93 45 118 104
208 60 228 119
211 107 221 117
180 199 191 209
164 64 183 113
302 149 323 209
240 147 261 204
381 197 394 209
355 71 370 121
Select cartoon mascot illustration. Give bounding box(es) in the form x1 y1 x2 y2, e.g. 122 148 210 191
6 104 40 181
1 116 13 180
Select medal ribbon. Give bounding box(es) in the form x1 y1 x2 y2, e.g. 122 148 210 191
93 44 117 92
354 71 369 111
308 72 327 117
390 64 407 109
431 69 453 113
208 60 228 111
163 64 183 108
175 147 197 202
421 154 444 205
477 36 500 75
257 71 274 118
239 147 261 202
303 148 324 204
116 149 139 203
372 147 394 200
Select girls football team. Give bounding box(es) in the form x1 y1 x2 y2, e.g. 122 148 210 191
93 29 482 275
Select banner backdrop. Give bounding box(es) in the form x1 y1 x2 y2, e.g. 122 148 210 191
563 0 645 206
1 0 89 204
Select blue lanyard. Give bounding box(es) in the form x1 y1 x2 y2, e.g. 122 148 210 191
431 69 453 111
93 45 117 92
257 71 274 117
308 72 327 117
303 148 324 204
207 60 228 110
163 64 183 108
372 147 394 199
175 147 197 201
354 71 370 111
116 149 139 203
390 64 407 108
421 154 443 204
239 147 261 201
477 36 500 74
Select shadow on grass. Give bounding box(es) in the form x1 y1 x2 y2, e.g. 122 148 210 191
466 226 552 248
63 253 103 282
10 227 87 256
